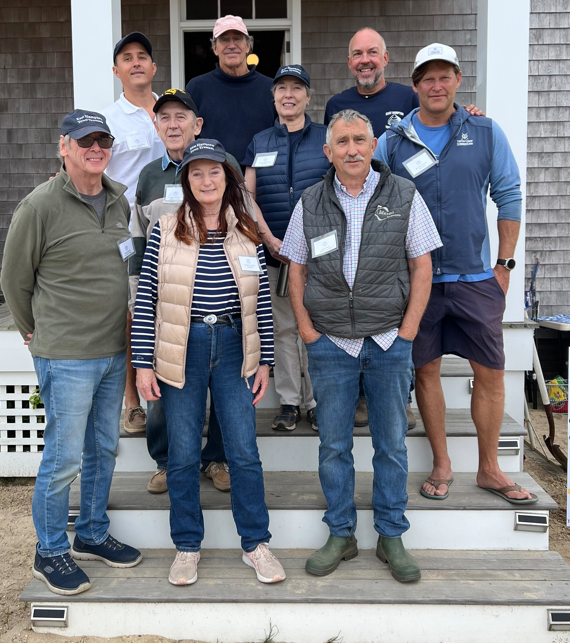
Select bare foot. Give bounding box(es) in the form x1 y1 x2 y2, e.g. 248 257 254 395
422 465 454 497
476 469 533 500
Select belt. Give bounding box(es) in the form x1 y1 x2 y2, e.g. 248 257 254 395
190 313 241 326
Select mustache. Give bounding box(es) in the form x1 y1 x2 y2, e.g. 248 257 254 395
344 154 365 163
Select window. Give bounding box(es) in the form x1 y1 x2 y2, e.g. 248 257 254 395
185 0 287 20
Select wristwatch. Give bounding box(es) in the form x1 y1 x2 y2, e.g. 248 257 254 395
497 258 516 271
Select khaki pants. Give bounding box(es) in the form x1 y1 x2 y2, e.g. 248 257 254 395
267 265 315 409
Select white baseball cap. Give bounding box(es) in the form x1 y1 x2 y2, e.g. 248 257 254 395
413 43 460 71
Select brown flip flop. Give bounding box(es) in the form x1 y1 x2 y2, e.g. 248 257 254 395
483 483 538 504
420 477 454 500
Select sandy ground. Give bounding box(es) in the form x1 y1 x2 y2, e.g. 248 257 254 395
0 408 568 643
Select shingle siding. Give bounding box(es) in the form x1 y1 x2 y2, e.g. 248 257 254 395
527 0 570 316
0 0 171 299
302 0 478 124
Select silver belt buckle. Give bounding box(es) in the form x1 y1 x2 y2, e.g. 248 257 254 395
203 314 217 325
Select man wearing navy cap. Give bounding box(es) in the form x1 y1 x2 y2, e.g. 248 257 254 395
1 110 143 596
103 32 165 434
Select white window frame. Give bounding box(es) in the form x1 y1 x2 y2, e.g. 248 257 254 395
169 0 301 89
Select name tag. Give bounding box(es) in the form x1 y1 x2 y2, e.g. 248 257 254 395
239 255 262 273
125 131 150 151
252 152 278 168
311 230 338 258
402 149 437 178
163 184 183 203
117 236 136 262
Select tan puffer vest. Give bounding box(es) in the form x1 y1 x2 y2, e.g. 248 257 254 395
154 206 261 389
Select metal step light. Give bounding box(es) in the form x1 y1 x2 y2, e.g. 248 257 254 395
67 510 79 530
31 604 68 628
548 610 570 631
498 438 520 456
514 511 549 533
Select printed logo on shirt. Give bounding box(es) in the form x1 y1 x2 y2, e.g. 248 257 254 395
457 132 474 146
374 205 401 222
386 111 404 128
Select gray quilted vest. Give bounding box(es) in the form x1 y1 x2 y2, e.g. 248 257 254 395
301 160 415 338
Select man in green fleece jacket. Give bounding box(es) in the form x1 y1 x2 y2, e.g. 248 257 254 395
1 109 142 596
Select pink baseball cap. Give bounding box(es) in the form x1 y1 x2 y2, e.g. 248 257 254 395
213 15 249 39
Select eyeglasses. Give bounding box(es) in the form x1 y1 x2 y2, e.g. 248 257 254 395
75 135 115 149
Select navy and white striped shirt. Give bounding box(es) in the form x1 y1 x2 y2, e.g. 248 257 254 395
131 221 274 368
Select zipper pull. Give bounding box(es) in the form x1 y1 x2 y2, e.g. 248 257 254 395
290 187 293 194
244 376 251 390
349 291 354 307
437 268 441 275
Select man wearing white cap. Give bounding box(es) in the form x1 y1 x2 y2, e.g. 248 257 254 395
185 15 276 165
374 44 536 506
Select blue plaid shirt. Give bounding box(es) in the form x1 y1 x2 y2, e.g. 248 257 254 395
280 167 442 357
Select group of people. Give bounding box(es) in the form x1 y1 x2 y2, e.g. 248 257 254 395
1 15 538 597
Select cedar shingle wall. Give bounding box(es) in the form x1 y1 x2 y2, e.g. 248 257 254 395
526 0 570 316
302 0 478 124
0 0 171 298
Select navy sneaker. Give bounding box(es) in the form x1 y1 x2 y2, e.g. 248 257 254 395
71 534 142 568
33 550 91 595
272 405 301 431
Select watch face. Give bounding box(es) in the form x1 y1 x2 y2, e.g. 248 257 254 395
506 258 516 270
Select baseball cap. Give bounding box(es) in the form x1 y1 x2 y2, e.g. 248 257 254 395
113 32 153 63
181 139 227 168
413 43 460 71
61 110 112 139
153 89 199 118
213 15 249 39
273 65 310 88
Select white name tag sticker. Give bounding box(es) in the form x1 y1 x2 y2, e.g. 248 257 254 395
252 151 278 168
125 131 150 151
239 255 262 273
117 236 136 262
163 184 183 203
402 149 437 178
311 230 338 258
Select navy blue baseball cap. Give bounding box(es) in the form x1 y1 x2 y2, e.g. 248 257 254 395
273 64 310 88
181 139 226 168
113 32 153 63
61 110 112 139
154 89 199 118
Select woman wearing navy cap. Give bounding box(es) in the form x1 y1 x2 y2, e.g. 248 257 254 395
131 139 285 587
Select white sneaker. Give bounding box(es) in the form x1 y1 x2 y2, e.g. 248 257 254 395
168 550 200 585
242 543 286 583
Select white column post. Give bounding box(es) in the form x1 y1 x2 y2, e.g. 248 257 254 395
170 0 184 89
477 0 530 323
290 0 302 64
71 0 122 112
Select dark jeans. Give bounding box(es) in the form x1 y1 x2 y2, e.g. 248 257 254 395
158 319 271 552
146 394 227 472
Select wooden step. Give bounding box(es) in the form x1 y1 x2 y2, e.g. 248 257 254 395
21 549 570 642
116 408 527 474
68 471 556 551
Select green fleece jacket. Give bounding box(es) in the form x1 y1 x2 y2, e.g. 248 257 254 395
1 167 131 360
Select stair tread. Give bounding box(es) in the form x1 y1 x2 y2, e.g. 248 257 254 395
70 471 556 512
120 408 526 439
20 548 570 605
440 356 474 377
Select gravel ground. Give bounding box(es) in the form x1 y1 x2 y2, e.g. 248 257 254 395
1 409 568 642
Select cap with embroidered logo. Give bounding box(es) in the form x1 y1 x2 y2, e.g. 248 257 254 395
61 109 112 139
181 139 227 168
273 65 311 88
153 89 199 118
413 43 460 71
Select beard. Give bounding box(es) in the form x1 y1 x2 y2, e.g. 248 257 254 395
354 67 383 92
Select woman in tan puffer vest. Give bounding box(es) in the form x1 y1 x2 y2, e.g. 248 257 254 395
131 140 286 587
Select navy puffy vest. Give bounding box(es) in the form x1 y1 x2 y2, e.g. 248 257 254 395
386 105 493 275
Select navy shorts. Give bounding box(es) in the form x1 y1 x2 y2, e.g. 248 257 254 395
412 278 505 371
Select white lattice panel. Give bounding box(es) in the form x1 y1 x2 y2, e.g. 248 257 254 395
0 372 45 454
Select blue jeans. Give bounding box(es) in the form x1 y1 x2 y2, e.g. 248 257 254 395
159 319 271 552
146 397 227 472
306 335 412 538
32 352 127 557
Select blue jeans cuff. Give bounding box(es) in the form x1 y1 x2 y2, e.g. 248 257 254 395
37 544 70 558
176 546 201 553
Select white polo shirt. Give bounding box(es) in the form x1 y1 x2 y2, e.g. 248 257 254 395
103 93 165 214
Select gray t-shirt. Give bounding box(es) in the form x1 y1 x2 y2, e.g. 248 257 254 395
81 188 107 223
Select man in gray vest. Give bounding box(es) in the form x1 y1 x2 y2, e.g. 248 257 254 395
281 109 441 582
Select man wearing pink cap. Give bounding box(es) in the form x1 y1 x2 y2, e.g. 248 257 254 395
186 15 276 165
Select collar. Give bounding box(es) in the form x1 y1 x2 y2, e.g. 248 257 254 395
333 166 377 197
59 165 127 203
117 92 159 115
162 151 182 174
274 114 312 137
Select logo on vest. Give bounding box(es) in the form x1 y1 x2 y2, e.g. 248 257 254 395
457 132 474 146
374 205 401 222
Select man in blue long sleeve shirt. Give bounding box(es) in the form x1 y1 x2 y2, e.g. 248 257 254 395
374 43 537 506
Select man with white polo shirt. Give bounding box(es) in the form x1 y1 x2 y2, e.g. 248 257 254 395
103 32 165 433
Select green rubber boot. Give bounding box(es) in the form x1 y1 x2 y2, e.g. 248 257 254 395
376 536 421 583
305 534 358 576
